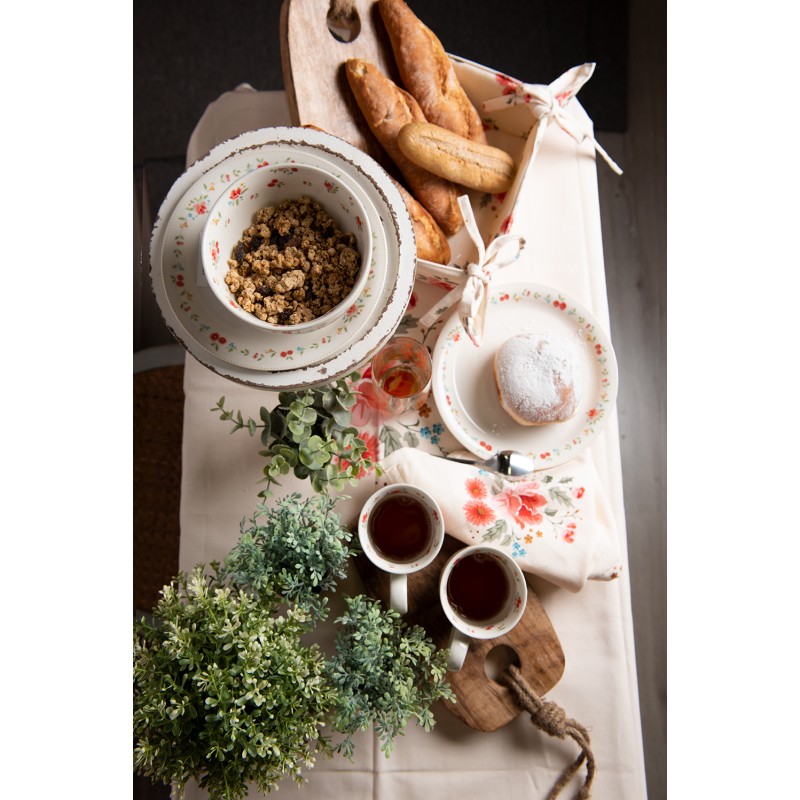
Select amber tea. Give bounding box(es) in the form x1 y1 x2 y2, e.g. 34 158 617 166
368 493 433 563
447 552 511 624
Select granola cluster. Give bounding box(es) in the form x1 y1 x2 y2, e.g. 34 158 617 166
225 196 361 326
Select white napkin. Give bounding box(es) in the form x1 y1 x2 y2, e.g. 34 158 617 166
379 447 621 592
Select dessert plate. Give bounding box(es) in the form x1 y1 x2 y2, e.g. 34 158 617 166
149 126 416 389
432 282 618 468
157 145 386 372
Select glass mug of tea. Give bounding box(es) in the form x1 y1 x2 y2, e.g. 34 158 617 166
370 336 432 415
358 484 445 615
439 545 528 672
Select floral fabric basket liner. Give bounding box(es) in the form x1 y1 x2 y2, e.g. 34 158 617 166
421 57 621 292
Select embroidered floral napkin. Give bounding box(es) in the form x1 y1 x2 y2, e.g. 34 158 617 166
379 447 621 592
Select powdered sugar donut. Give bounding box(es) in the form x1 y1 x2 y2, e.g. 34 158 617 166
493 334 583 425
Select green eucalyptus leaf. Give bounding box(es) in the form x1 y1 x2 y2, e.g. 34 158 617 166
270 409 287 440
278 391 296 407
289 400 307 417
287 419 308 438
339 392 357 410
328 405 351 427
306 435 324 452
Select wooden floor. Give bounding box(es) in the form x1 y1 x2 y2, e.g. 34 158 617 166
133 1 666 797
595 0 666 797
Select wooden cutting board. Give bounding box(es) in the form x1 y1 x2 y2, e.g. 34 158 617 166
355 535 565 732
280 0 402 179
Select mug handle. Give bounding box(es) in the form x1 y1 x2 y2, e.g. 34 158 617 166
446 627 470 672
389 573 408 615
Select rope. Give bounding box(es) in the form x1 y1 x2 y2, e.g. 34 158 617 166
504 665 596 800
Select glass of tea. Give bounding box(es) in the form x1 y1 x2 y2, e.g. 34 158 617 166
370 336 432 415
358 484 445 614
438 545 528 672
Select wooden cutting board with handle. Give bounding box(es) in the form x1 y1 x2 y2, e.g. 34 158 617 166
280 0 402 178
355 535 565 732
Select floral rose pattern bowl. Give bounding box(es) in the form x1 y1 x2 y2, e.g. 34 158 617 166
200 162 373 334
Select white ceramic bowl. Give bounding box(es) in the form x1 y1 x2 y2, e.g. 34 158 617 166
201 162 373 334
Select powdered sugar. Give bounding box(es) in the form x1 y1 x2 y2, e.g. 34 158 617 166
494 333 583 424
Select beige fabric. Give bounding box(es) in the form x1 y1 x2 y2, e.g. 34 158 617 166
176 87 648 799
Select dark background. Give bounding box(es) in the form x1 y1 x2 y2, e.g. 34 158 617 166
134 0 628 244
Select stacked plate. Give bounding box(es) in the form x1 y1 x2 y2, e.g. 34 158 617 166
149 126 417 390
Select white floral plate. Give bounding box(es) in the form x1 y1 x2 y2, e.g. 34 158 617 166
432 282 618 468
150 127 416 388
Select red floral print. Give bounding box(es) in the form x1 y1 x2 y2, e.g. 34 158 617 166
563 522 577 543
428 277 457 291
350 377 384 427
499 214 514 234
493 482 547 528
463 499 495 527
464 477 487 499
573 487 585 499
495 73 519 96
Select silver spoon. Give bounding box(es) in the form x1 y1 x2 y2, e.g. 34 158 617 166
443 449 536 480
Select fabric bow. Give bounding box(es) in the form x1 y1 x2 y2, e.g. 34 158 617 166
483 63 623 175
419 195 524 346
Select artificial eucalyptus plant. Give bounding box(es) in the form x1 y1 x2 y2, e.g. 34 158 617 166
212 372 379 496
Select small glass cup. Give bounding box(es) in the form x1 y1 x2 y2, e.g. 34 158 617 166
370 336 432 415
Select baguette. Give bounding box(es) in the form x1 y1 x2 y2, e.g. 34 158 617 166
391 178 451 264
378 0 488 145
302 123 450 264
345 58 462 236
398 121 516 194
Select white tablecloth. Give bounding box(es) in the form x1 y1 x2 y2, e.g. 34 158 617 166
176 85 648 799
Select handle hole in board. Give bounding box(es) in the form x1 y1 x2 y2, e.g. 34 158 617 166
484 643 521 682
327 0 361 43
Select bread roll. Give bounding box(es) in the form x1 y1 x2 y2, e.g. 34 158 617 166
494 334 583 426
398 122 516 194
345 58 463 236
378 0 488 145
